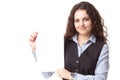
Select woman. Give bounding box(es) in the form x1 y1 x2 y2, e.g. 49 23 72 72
29 1 109 80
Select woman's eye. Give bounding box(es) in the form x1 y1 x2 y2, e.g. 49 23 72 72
74 19 79 22
84 18 90 21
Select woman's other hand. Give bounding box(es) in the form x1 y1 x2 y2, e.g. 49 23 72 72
56 68 73 80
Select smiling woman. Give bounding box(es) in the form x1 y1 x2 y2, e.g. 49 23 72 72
29 1 109 80
74 9 92 46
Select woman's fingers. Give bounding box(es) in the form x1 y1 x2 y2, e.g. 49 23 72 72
30 32 38 41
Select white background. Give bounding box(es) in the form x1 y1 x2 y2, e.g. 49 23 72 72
0 0 119 80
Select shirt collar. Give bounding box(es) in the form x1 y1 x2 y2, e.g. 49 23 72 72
71 34 96 44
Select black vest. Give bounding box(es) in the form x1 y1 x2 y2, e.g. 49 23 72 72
64 39 105 75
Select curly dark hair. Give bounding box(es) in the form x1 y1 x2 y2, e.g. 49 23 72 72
64 1 107 42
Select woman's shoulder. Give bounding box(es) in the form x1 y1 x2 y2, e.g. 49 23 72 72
64 39 75 45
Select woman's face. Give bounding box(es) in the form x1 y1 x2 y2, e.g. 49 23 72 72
74 9 92 36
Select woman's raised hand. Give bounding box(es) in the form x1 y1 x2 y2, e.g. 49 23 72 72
29 32 38 52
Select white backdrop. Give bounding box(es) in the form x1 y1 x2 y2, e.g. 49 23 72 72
0 0 119 80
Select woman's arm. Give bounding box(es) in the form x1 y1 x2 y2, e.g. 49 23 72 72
29 32 38 61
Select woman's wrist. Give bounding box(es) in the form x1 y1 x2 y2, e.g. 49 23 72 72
32 47 36 53
32 50 36 53
32 50 37 61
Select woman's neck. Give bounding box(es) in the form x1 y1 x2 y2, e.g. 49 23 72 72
77 34 91 46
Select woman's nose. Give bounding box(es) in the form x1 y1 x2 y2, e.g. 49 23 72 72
79 21 84 26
